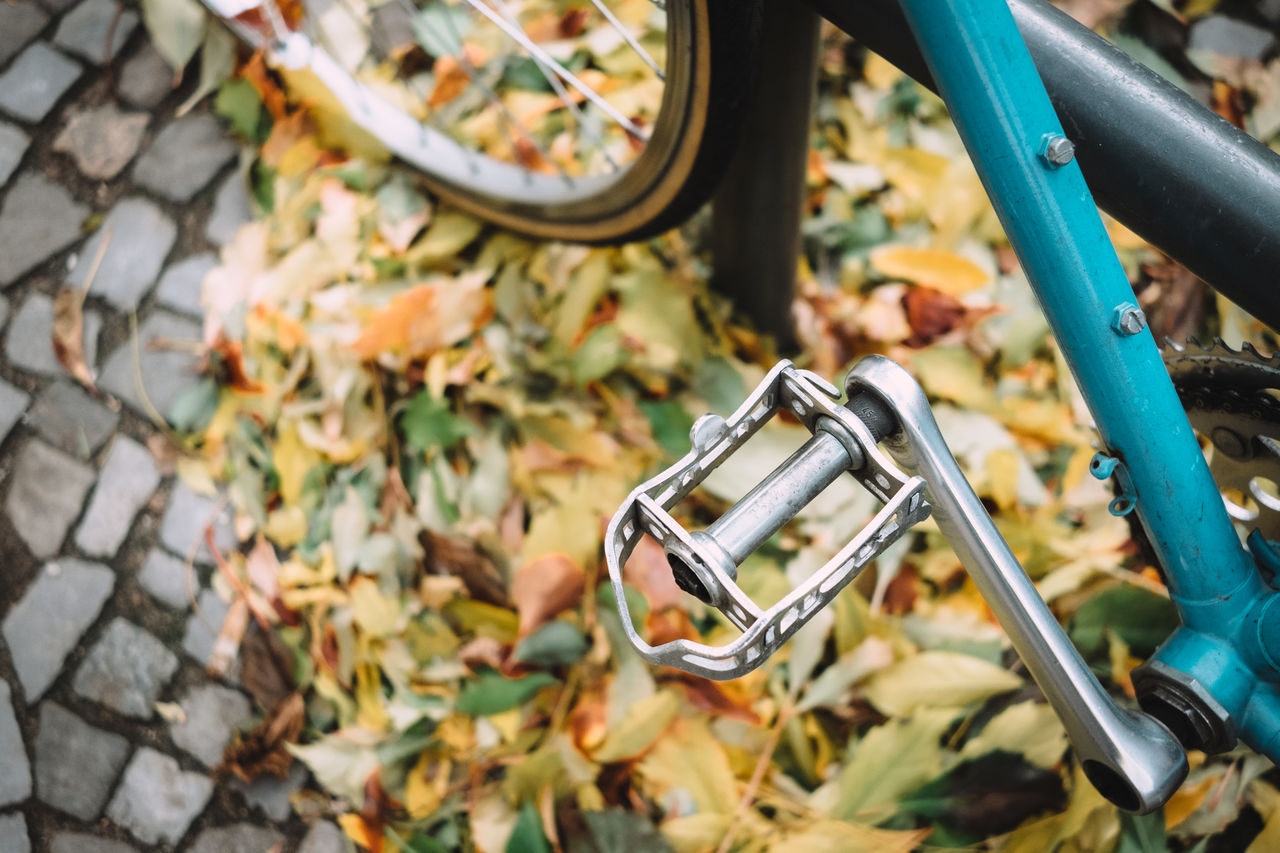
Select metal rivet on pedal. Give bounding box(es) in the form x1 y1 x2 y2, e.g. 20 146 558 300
1039 133 1075 167
1111 303 1147 336
689 413 729 453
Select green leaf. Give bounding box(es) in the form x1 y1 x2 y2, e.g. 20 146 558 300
167 376 220 432
401 390 475 452
637 400 694 460
455 671 558 716
501 57 554 93
413 2 471 59
513 621 588 667
506 801 552 853
141 0 206 70
1115 810 1167 853
1069 584 1179 658
214 78 267 141
572 325 628 386
575 809 674 853
178 24 235 114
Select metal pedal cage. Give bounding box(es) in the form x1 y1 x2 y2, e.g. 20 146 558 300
604 361 930 680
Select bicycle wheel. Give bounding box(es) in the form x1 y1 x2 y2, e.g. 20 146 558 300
202 0 760 244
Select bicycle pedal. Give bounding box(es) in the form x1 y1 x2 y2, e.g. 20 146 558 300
605 361 931 680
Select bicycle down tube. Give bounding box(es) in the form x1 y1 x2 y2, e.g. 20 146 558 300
886 0 1280 767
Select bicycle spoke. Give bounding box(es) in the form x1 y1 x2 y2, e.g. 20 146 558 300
488 0 622 173
587 0 664 80
459 0 650 141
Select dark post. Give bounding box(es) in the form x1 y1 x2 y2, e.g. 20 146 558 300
710 0 821 352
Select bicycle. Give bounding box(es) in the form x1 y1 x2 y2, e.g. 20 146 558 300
196 0 1280 821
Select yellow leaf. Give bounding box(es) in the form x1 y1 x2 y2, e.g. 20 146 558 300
661 813 733 853
862 651 1023 716
350 578 402 637
637 717 738 816
444 599 519 644
769 820 930 853
408 210 485 266
833 709 954 821
909 346 994 410
264 505 308 547
986 447 1022 511
406 752 447 819
279 66 390 163
871 245 989 295
274 423 319 505
960 700 1067 768
1167 776 1216 832
355 661 390 733
591 690 680 763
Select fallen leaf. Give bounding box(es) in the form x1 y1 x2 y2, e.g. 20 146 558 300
218 691 306 782
241 623 298 709
350 272 492 361
872 245 989 296
862 651 1023 716
52 288 94 389
512 553 585 640
422 530 508 607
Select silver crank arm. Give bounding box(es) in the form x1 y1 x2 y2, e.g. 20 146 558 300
847 355 1187 814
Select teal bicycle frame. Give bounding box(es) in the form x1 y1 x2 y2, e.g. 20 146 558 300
892 0 1280 762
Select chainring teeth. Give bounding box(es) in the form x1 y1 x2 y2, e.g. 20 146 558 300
1164 338 1280 541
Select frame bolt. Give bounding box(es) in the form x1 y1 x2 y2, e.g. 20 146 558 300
1039 133 1075 167
1112 303 1147 336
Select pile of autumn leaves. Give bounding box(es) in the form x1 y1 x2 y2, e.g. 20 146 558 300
181 21 1280 853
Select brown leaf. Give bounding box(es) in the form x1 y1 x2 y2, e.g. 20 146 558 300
511 553 585 640
623 535 684 612
458 635 507 672
882 563 920 615
212 335 266 394
52 288 94 389
421 530 509 608
357 768 402 853
903 286 967 346
664 672 761 725
1136 259 1208 344
241 623 298 709
217 691 305 782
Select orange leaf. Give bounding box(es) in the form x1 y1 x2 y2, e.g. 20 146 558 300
350 272 491 360
511 553 584 640
623 535 684 612
213 335 266 394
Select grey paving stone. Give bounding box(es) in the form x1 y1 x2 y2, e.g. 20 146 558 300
72 617 179 719
53 102 149 180
0 378 31 445
5 439 95 559
0 122 30 188
0 681 31 806
1189 15 1275 61
2 558 113 701
0 174 89 287
0 294 8 327
27 380 117 457
75 435 160 556
299 821 354 853
0 1 49 67
5 292 102 378
232 760 307 821
156 252 215 317
134 114 238 203
118 42 172 108
371 0 414 57
137 548 198 610
170 683 251 767
67 197 176 311
188 824 284 853
106 747 213 845
34 702 130 820
52 0 137 65
50 834 139 853
0 813 30 853
98 310 200 416
161 480 235 567
0 42 82 122
183 588 229 666
205 171 252 247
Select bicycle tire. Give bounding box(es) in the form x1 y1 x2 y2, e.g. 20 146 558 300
203 0 761 244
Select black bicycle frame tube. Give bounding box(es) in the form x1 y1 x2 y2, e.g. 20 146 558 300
808 0 1280 330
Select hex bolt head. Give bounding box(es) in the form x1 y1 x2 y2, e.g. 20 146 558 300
1040 134 1075 167
1111 303 1147 336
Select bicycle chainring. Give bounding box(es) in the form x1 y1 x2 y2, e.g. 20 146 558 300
1163 338 1280 542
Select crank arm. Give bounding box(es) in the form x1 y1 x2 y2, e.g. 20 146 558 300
847 356 1187 814
604 361 931 680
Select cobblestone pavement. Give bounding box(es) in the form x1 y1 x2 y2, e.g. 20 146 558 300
0 3 351 851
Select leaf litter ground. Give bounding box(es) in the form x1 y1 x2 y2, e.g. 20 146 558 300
145 2 1280 851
